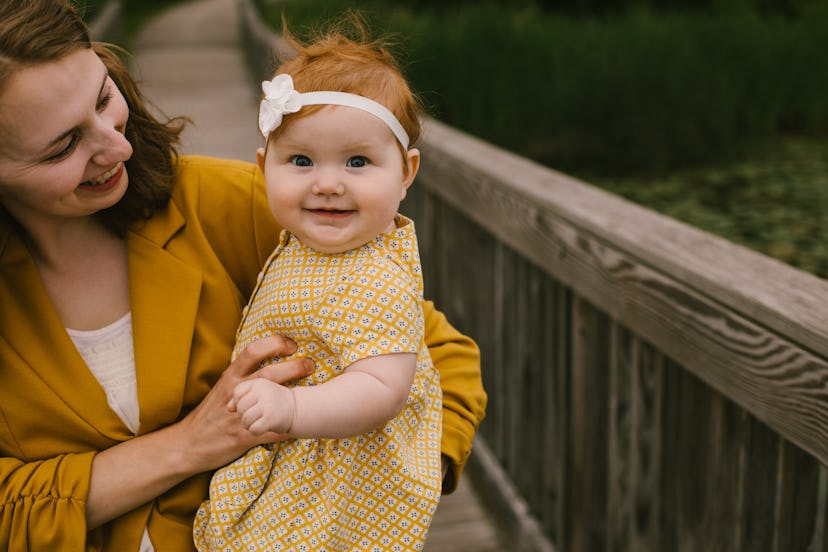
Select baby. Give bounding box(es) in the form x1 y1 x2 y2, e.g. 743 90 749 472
194 23 442 552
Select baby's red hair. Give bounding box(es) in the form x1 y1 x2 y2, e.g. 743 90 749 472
269 14 422 163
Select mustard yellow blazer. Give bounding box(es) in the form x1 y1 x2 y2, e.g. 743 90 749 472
0 156 486 551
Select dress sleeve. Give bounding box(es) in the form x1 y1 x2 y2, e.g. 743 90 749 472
422 300 487 493
0 452 95 550
313 260 422 367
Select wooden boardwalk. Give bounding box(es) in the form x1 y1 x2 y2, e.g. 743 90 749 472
425 475 506 551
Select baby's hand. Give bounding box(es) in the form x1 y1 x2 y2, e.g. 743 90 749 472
230 379 296 436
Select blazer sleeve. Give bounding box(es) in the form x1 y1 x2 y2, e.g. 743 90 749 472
422 299 487 493
0 452 95 550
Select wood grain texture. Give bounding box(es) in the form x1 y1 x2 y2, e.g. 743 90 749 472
819 466 828 552
631 340 664 552
568 297 611 552
773 441 820 552
608 332 666 552
607 324 633 552
552 284 570 548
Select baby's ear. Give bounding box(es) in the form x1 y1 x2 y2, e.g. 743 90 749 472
256 147 266 173
402 148 420 192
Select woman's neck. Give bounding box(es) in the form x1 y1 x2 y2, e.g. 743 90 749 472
11 210 109 267
15 213 131 331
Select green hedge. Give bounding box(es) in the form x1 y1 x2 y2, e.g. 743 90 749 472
258 0 828 174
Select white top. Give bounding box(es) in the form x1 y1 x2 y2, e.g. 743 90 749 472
67 312 140 434
67 312 154 552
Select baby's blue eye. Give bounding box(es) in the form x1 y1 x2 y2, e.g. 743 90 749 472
291 155 312 167
346 156 368 168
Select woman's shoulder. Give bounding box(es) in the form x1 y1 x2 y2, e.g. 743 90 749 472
176 154 257 174
168 155 266 216
173 155 261 193
155 155 278 272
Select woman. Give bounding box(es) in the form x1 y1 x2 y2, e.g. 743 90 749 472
0 1 486 550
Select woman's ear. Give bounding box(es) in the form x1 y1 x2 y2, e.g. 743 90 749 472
401 148 420 199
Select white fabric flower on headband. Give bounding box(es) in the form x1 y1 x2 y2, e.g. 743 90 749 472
258 74 302 138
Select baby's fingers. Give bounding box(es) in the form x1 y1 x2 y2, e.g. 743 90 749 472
240 404 263 432
231 381 255 412
247 418 271 436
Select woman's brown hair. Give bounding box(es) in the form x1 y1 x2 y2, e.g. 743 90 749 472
0 0 186 237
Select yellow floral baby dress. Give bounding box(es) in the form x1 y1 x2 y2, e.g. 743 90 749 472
194 215 442 551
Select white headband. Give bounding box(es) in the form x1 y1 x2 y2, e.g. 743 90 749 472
258 74 410 150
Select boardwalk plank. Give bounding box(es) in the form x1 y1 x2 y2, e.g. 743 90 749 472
426 475 506 551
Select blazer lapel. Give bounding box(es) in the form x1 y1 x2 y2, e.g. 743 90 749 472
128 202 203 434
0 216 131 441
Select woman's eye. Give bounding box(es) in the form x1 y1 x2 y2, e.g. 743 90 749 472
346 156 368 168
97 90 113 111
47 134 80 162
290 155 312 167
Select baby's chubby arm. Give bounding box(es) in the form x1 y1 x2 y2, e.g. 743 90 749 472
231 353 417 437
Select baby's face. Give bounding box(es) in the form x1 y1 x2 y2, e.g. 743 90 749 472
258 105 418 253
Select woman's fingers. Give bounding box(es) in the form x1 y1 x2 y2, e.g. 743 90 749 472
227 336 298 378
254 357 314 385
176 340 309 469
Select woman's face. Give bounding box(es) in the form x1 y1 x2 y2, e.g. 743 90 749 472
0 47 133 228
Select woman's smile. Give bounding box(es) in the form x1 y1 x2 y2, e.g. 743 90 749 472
79 162 125 192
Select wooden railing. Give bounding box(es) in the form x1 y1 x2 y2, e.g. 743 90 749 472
404 119 828 551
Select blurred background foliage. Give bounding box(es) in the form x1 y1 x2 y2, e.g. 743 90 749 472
257 0 828 173
78 0 828 277
71 0 105 21
256 0 828 278
72 0 192 37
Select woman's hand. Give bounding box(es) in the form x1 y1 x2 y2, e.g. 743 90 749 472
176 336 313 474
87 337 312 529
